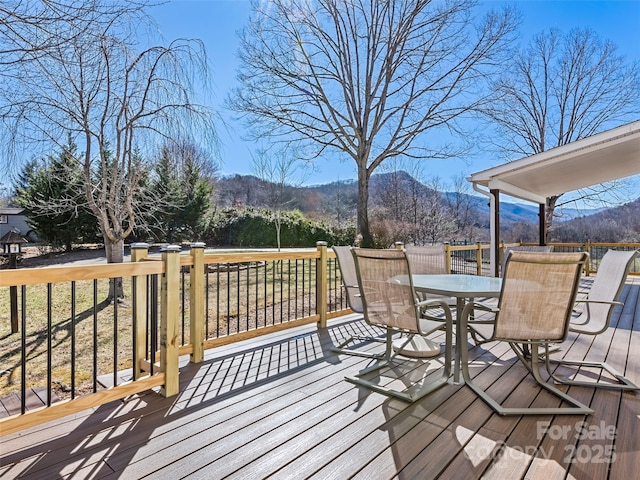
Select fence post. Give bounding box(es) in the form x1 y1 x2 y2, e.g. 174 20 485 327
130 243 149 380
475 242 483 276
190 243 205 364
316 241 328 328
394 242 404 250
161 245 181 397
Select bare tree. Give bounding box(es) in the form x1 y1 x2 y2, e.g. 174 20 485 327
252 148 309 250
0 1 146 66
484 28 640 239
444 173 477 242
231 0 517 247
0 1 216 269
419 176 456 244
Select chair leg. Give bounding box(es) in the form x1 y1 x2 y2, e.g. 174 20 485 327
331 327 388 359
545 355 640 391
345 320 452 403
460 339 593 415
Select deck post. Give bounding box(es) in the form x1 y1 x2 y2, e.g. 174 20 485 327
161 245 181 397
190 242 206 363
316 241 328 328
131 243 149 379
444 242 451 274
475 242 483 276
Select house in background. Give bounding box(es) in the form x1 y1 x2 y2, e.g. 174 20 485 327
0 207 37 242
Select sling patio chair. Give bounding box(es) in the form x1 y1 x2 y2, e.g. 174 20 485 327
344 248 453 402
546 249 639 390
468 245 555 346
396 244 456 357
500 245 554 277
330 246 387 359
403 244 454 303
459 251 593 415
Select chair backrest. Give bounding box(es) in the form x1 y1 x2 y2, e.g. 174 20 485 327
404 245 448 274
351 248 420 332
494 251 587 343
575 249 638 329
500 245 553 276
332 246 363 313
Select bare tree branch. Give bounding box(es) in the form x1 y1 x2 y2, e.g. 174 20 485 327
483 27 640 238
230 0 517 246
1 0 218 270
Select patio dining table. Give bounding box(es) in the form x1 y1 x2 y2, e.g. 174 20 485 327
396 274 502 383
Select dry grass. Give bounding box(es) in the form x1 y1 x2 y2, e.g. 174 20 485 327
0 258 343 399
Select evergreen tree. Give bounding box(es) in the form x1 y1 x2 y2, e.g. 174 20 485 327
15 138 99 250
149 143 214 243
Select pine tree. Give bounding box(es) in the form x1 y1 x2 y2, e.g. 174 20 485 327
15 138 99 250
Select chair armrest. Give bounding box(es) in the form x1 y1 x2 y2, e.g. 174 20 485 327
467 301 499 315
574 299 623 307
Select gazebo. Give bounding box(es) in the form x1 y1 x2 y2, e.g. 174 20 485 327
468 120 640 276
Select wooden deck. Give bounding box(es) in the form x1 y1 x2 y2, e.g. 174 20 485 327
1 278 639 479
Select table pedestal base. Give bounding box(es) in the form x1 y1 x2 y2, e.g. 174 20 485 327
392 336 441 358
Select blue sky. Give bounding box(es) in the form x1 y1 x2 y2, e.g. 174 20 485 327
150 0 640 187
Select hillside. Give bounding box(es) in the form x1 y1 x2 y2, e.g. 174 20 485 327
552 197 640 242
216 171 607 227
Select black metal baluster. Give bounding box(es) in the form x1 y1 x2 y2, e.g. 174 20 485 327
272 261 276 325
246 263 250 331
287 260 291 321
279 260 283 323
295 260 299 319
71 281 76 398
181 269 186 345
302 259 306 316
47 284 52 405
227 267 231 335
150 274 158 375
93 280 98 392
206 267 210 338
113 284 118 388
264 261 268 325
237 267 241 332
20 285 26 415
216 267 220 338
132 276 137 382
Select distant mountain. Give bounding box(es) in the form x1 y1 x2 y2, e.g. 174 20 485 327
216 172 611 227
569 196 640 225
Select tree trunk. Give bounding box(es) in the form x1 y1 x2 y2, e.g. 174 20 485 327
357 166 373 247
104 234 125 301
545 195 559 241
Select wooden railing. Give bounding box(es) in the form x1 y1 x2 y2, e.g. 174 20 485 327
1 240 637 435
0 242 347 435
443 241 640 276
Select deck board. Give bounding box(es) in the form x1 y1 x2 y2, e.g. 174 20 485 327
1 279 639 480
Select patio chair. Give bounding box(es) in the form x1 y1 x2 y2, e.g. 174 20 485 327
546 249 639 390
344 248 453 402
459 251 593 415
404 245 449 275
404 245 455 303
330 246 386 359
468 245 555 345
500 245 554 277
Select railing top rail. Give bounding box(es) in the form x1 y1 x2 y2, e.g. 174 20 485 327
447 244 490 251
0 261 164 287
203 250 320 264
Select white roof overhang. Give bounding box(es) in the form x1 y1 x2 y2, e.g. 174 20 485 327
469 120 640 204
